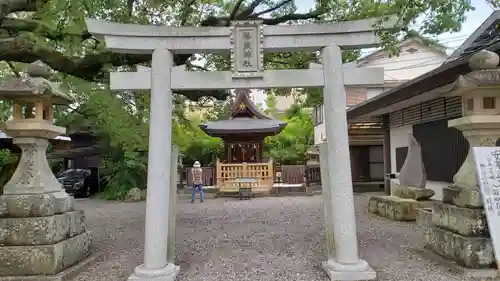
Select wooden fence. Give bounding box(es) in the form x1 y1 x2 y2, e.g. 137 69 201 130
305 164 321 186
278 165 304 184
185 167 215 186
184 164 321 187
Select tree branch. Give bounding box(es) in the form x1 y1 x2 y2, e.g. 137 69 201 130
127 0 135 17
252 0 293 17
0 36 149 80
237 0 265 19
1 18 93 41
180 0 197 25
229 0 245 20
260 9 324 25
0 0 328 101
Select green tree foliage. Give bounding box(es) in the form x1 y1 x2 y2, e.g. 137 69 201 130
174 115 223 166
202 97 234 121
264 91 278 117
265 104 313 165
55 81 151 199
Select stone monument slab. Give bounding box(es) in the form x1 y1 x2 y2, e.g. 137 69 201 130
416 208 433 229
398 134 426 189
368 196 419 221
392 183 435 200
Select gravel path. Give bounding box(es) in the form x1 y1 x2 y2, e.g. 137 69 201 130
72 195 482 281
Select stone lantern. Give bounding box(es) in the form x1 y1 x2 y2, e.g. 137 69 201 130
0 62 93 280
445 51 500 203
1 63 73 195
424 50 500 270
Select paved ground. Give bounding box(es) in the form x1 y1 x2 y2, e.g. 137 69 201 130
72 195 484 281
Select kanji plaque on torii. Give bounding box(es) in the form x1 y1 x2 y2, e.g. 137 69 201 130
230 20 264 78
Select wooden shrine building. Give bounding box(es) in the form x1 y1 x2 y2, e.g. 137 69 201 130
200 89 286 193
200 89 286 163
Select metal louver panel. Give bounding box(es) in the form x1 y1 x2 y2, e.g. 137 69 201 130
421 98 446 123
402 104 421 125
382 115 390 129
388 96 463 128
389 110 403 128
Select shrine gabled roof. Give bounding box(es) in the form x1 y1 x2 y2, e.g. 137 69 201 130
200 117 286 136
229 90 271 119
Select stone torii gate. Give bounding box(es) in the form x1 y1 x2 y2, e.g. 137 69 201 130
85 17 392 281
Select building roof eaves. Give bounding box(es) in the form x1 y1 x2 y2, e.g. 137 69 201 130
447 10 500 61
346 40 500 121
346 11 500 121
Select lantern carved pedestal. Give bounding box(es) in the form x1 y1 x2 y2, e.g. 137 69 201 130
0 63 96 280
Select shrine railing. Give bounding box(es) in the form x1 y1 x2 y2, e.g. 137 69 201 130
216 159 274 193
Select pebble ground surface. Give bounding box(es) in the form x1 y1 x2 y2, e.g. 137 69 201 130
72 194 488 281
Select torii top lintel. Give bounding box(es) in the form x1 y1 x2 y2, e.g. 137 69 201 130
85 17 397 55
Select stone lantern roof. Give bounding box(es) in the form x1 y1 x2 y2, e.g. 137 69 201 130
0 62 74 105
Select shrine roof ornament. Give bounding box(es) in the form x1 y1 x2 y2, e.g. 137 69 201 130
229 89 270 120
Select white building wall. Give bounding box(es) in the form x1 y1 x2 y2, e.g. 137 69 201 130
389 125 413 174
361 41 447 81
314 122 326 144
275 95 298 112
313 40 448 146
310 40 451 194
366 88 385 100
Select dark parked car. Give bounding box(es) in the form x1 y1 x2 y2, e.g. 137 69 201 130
57 169 96 198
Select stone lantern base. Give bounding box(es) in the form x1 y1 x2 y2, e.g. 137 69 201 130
368 182 436 221
424 187 494 269
0 192 97 280
0 123 97 280
423 116 499 271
